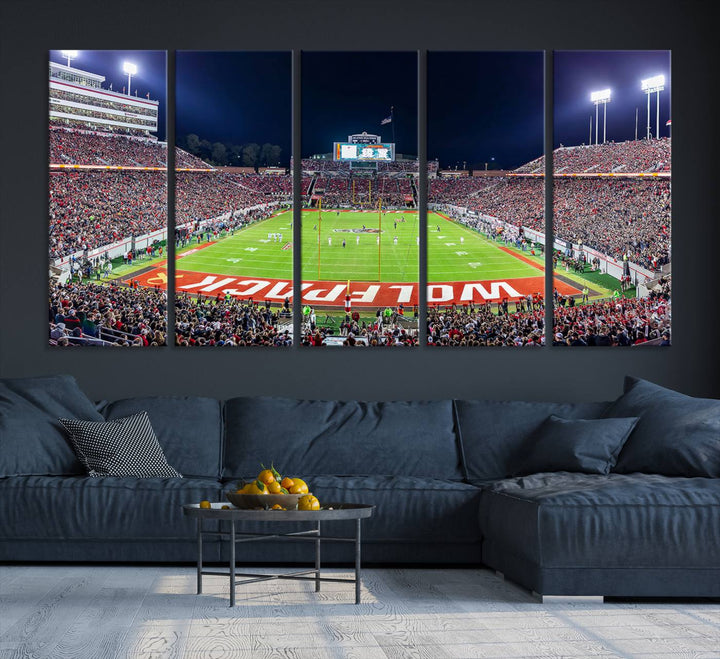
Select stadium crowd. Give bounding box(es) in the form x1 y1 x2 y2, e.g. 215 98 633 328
49 280 167 347
175 293 291 347
49 170 167 259
427 304 546 347
515 138 671 174
552 281 671 346
50 126 211 169
426 275 670 347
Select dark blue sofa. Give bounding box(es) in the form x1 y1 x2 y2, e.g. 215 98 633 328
1 374 719 598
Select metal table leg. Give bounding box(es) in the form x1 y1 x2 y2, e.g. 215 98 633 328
315 521 321 592
196 517 203 595
355 518 361 604
229 519 236 607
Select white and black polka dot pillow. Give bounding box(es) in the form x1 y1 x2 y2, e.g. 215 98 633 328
59 412 182 478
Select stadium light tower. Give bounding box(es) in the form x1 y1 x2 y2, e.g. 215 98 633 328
590 89 612 145
123 61 138 96
61 50 78 67
641 74 665 140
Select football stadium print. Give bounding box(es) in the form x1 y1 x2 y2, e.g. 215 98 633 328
552 51 671 347
49 50 168 347
301 52 419 347
48 49 670 348
174 51 292 347
427 52 545 347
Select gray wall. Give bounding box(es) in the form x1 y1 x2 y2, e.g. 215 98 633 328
1 0 717 402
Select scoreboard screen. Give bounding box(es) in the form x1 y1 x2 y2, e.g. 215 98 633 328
334 142 394 162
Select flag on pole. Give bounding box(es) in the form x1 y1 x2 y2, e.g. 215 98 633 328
380 116 392 125
665 119 672 126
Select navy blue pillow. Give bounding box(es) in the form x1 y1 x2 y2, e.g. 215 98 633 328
606 377 720 477
515 415 639 476
0 375 103 477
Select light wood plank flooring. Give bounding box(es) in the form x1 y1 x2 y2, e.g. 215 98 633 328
1 566 719 658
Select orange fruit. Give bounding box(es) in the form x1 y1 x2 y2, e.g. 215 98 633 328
199 500 211 509
289 478 309 494
246 480 268 495
267 480 283 494
280 477 295 490
221 505 230 510
298 494 320 511
257 469 275 484
271 504 286 510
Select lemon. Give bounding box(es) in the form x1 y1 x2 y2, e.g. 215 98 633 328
199 500 211 509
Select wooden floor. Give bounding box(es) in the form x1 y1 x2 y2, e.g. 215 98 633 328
1 566 719 658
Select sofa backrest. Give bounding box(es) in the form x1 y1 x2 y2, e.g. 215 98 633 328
454 399 612 482
223 397 462 481
101 396 223 479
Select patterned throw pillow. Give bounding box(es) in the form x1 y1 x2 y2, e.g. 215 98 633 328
59 412 182 478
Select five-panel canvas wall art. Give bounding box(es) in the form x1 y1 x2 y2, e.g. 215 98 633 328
49 50 671 348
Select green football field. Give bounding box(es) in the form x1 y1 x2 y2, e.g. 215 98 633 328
171 209 544 283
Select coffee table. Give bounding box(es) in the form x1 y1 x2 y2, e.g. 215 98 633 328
182 502 374 606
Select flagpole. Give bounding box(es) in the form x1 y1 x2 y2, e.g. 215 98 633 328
391 106 395 146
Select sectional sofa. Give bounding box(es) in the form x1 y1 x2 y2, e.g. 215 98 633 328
1 374 719 598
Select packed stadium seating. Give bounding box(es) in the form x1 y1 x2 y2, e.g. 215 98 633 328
426 276 670 347
49 280 167 346
49 127 670 347
175 293 292 347
49 170 167 259
515 138 671 174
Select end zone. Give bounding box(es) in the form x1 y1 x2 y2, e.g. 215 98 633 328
132 268 580 306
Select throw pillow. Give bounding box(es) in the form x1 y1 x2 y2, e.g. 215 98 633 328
515 415 640 476
59 412 182 478
605 376 720 477
0 375 104 477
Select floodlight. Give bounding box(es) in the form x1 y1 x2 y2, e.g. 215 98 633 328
641 74 666 139
590 89 612 144
61 50 78 67
641 75 665 91
123 61 138 96
590 89 612 103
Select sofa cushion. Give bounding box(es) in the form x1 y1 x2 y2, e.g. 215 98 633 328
454 400 611 482
102 396 223 479
0 476 222 541
478 472 720 569
515 415 639 476
59 413 182 478
606 377 720 477
224 397 461 480
0 375 103 477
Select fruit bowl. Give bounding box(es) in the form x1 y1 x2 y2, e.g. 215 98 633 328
226 492 303 510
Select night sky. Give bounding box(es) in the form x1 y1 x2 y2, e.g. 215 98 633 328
176 51 291 156
555 50 671 149
428 51 544 171
301 52 417 159
50 50 670 170
50 50 167 140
